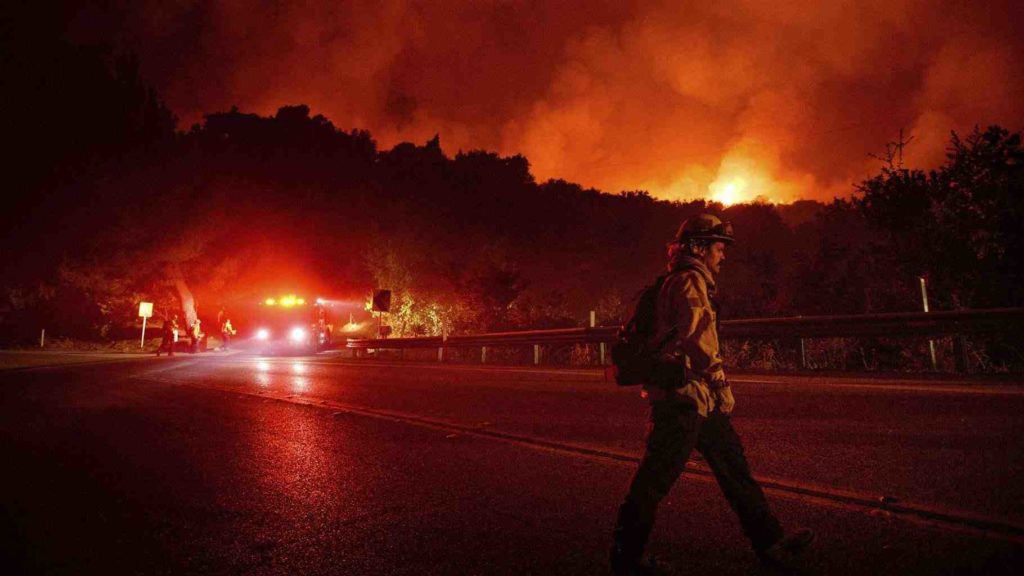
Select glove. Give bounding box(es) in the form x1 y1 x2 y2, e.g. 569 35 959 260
713 383 735 415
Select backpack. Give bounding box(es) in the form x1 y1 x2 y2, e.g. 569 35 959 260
609 274 674 386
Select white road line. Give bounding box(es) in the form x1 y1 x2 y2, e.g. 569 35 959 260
140 374 1024 544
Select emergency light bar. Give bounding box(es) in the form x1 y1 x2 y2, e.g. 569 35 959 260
262 294 307 307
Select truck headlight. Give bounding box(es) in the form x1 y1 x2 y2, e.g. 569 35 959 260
289 328 306 342
256 328 270 340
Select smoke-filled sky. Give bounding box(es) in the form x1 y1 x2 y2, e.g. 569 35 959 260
67 0 1023 203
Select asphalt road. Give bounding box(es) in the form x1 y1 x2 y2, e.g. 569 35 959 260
1 353 1022 575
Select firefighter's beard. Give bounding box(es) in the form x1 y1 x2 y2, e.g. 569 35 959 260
703 245 725 276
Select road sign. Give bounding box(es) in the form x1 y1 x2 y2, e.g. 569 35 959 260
372 290 391 312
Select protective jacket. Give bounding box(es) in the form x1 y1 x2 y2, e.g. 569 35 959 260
163 318 178 338
642 254 727 415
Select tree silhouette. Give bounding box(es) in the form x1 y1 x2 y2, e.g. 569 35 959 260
854 126 1024 310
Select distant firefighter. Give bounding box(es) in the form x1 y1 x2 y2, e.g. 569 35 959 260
220 318 236 350
157 315 179 357
189 318 203 353
610 214 814 575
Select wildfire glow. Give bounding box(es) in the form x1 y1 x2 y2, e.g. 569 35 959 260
709 177 749 206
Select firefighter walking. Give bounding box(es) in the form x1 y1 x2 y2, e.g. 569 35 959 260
610 214 813 575
189 318 203 353
220 318 236 350
156 315 178 357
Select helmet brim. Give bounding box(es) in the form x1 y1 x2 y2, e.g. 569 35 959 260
679 234 734 245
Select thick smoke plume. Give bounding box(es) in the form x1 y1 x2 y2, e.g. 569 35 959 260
71 0 1023 202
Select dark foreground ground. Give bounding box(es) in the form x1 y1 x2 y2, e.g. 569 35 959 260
1 352 1021 575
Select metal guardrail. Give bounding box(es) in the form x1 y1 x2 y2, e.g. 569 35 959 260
347 308 1024 352
722 308 1024 339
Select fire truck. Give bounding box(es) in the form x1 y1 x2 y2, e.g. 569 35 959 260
253 295 333 354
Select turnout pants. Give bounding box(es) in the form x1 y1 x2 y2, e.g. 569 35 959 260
157 336 175 356
612 394 783 562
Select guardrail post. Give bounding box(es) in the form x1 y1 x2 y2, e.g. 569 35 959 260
599 342 606 365
481 346 488 364
533 344 541 365
438 346 444 363
799 338 807 369
953 335 969 372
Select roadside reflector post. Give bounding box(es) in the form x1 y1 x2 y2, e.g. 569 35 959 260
590 310 604 366
40 329 45 348
953 336 969 373
533 344 541 365
481 346 488 364
800 338 807 369
919 277 938 371
438 347 444 362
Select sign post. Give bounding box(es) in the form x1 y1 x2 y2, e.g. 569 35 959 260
139 302 154 349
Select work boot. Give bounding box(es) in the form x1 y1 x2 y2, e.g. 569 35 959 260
756 527 815 568
610 549 674 576
611 500 655 576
